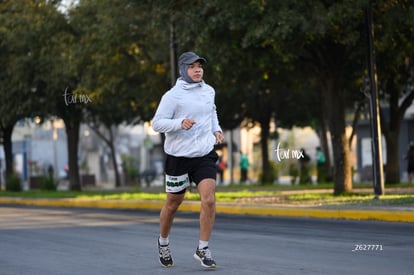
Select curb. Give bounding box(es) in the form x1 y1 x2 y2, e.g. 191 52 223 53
215 204 414 223
1 197 413 223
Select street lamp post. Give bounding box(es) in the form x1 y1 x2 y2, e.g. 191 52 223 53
365 2 384 197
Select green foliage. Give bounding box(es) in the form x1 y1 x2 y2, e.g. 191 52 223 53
40 176 57 191
69 0 169 126
121 154 140 185
6 174 22 192
258 161 279 185
289 163 299 184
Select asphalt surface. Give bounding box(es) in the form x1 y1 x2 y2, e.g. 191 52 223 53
1 206 413 275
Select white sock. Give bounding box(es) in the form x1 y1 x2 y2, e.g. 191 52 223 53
198 240 209 249
159 236 169 246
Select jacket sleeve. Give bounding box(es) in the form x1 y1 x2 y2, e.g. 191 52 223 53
152 94 183 133
211 104 222 133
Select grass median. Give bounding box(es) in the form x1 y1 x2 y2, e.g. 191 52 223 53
1 183 413 207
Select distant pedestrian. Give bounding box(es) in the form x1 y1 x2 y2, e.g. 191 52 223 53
299 148 311 184
315 147 326 184
239 151 249 183
64 165 69 179
47 164 54 179
216 155 226 185
404 141 414 183
152 51 223 269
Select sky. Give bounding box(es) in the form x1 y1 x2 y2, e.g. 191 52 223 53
58 0 79 13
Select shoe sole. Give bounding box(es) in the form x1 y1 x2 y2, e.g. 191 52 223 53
193 254 217 268
159 259 173 268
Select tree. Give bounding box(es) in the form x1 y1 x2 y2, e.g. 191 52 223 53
241 0 367 194
0 0 66 182
374 0 414 184
174 0 366 191
31 1 84 191
67 0 170 187
0 1 31 179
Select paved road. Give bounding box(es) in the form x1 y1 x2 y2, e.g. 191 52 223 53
0 206 413 275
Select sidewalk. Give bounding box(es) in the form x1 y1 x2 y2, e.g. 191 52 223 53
1 189 413 223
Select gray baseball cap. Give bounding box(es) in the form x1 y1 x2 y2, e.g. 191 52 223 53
178 52 207 65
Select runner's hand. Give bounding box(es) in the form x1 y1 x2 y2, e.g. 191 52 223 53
181 119 195 130
215 131 224 144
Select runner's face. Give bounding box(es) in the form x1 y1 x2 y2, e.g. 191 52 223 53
187 61 203 82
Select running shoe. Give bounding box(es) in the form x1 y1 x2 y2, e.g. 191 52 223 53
193 246 216 268
158 239 173 267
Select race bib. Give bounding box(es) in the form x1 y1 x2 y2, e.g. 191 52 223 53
165 173 190 193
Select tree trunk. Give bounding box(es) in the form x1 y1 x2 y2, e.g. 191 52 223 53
384 131 400 184
2 124 14 180
330 130 352 195
65 120 81 191
108 128 121 187
318 104 333 181
381 76 414 184
89 125 121 187
322 78 352 194
260 115 271 184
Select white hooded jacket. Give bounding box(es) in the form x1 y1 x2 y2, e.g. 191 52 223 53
152 78 222 158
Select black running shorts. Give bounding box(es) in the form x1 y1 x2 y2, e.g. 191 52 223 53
164 150 219 194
